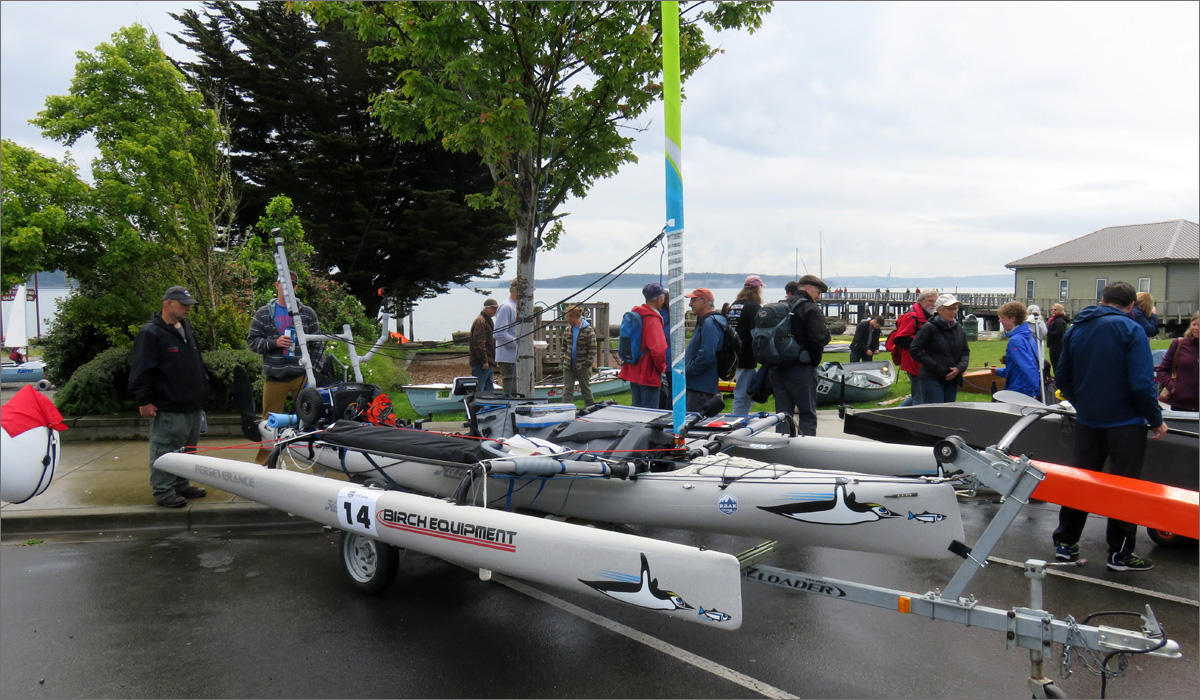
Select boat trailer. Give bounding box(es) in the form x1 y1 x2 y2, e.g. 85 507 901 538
736 435 1183 699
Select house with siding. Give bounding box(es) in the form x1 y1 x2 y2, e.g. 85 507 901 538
1006 219 1198 333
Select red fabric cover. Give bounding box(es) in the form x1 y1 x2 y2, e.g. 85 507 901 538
1 384 68 437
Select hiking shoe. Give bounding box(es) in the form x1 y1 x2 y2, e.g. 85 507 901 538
156 494 187 508
177 484 207 499
1054 542 1079 562
1106 552 1153 572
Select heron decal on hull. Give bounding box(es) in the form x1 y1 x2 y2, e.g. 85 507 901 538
758 483 901 525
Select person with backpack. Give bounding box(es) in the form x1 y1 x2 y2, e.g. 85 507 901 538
617 283 669 409
683 288 730 411
726 275 765 415
886 289 938 406
756 275 830 436
908 294 970 404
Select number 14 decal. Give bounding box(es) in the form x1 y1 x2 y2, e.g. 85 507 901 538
337 487 380 535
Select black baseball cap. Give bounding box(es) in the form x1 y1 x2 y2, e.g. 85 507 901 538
162 286 197 305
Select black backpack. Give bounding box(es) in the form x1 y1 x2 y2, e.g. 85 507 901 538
752 297 811 367
709 314 740 381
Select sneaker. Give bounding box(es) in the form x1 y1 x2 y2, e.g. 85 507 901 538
156 494 187 508
1106 552 1153 572
1054 542 1079 562
177 484 207 499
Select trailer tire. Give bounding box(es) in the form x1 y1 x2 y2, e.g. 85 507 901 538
35 379 52 391
339 530 399 594
1146 527 1193 548
296 387 324 429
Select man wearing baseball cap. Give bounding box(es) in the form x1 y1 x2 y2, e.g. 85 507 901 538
469 299 499 392
683 287 729 410
618 283 670 408
128 286 210 508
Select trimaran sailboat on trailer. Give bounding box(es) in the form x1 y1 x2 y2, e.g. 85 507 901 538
152 5 1191 695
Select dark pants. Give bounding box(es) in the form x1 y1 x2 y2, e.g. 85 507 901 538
685 389 717 413
630 382 660 409
470 364 494 392
148 410 202 498
900 371 921 406
769 364 817 436
849 348 870 362
915 376 957 404
1053 423 1148 556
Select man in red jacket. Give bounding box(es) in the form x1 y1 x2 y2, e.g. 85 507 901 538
887 289 938 406
618 283 669 408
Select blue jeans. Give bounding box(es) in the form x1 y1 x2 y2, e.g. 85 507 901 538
731 367 757 416
901 371 921 406
915 376 957 404
470 364 494 393
630 382 660 409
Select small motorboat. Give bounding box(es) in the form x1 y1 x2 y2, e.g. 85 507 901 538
815 360 895 405
403 367 629 416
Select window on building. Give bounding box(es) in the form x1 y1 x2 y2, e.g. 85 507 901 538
1095 278 1107 300
1059 279 1068 299
1025 279 1034 298
1138 277 1151 293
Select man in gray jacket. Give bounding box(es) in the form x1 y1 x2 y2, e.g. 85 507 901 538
246 271 323 419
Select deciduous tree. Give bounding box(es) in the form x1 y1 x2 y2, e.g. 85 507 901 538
303 1 771 393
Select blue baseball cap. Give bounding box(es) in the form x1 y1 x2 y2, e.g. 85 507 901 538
642 282 668 300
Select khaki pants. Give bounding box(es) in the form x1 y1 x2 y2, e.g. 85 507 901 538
261 374 308 419
563 364 594 405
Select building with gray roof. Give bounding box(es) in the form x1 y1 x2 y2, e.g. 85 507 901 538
1006 219 1198 331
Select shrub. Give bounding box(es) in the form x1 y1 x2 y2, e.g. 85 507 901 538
40 293 113 385
201 347 263 412
54 346 136 415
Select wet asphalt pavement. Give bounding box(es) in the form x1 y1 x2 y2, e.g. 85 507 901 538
2 496 1196 699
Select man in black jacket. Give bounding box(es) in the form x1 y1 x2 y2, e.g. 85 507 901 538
128 286 210 508
849 316 882 362
769 274 831 436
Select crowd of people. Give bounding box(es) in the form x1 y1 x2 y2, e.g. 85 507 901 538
126 270 1195 566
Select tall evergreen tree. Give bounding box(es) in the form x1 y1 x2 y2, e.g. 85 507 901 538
169 1 513 318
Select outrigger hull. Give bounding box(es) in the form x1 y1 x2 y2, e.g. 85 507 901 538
302 424 965 560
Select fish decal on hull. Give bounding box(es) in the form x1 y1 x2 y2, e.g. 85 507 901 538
579 552 694 611
758 483 900 525
698 606 732 622
907 510 946 524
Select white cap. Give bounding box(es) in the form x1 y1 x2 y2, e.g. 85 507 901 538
936 293 961 308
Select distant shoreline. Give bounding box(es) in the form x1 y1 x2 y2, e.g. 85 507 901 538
467 272 1015 291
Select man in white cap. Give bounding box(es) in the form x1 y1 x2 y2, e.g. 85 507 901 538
128 286 210 508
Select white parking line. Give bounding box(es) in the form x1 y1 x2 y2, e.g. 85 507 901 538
988 556 1200 607
495 574 799 700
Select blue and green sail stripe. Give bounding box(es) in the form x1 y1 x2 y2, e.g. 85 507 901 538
662 1 687 436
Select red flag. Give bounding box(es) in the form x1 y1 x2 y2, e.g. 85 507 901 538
1 384 68 437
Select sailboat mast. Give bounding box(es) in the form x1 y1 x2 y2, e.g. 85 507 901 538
662 1 686 437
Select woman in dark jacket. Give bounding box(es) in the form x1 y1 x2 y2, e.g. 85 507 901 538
1155 312 1198 412
1045 303 1069 375
909 294 970 404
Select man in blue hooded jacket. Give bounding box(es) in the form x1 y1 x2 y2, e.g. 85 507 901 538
1052 281 1168 572
683 288 727 411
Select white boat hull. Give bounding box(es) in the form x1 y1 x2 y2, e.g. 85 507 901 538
303 439 964 559
156 452 744 628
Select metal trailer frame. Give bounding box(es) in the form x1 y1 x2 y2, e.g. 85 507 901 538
737 434 1182 698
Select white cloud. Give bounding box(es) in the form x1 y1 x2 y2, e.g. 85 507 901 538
3 0 1196 285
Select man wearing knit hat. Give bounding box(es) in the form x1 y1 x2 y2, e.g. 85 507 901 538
618 283 670 408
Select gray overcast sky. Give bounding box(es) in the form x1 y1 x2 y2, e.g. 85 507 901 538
3 1 1197 282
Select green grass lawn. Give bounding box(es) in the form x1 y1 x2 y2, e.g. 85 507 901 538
388 336 1178 422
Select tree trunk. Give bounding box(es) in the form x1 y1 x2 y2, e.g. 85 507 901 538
513 219 536 397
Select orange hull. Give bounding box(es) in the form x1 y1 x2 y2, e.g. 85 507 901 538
1031 460 1199 539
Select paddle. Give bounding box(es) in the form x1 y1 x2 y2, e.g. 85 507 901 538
993 390 1199 439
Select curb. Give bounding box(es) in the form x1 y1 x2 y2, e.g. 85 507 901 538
0 501 321 538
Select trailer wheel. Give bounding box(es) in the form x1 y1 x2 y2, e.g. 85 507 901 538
296 387 324 429
934 439 958 463
35 379 52 391
1146 527 1194 548
339 531 399 594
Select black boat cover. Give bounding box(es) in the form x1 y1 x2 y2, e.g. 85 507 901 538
321 420 488 466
